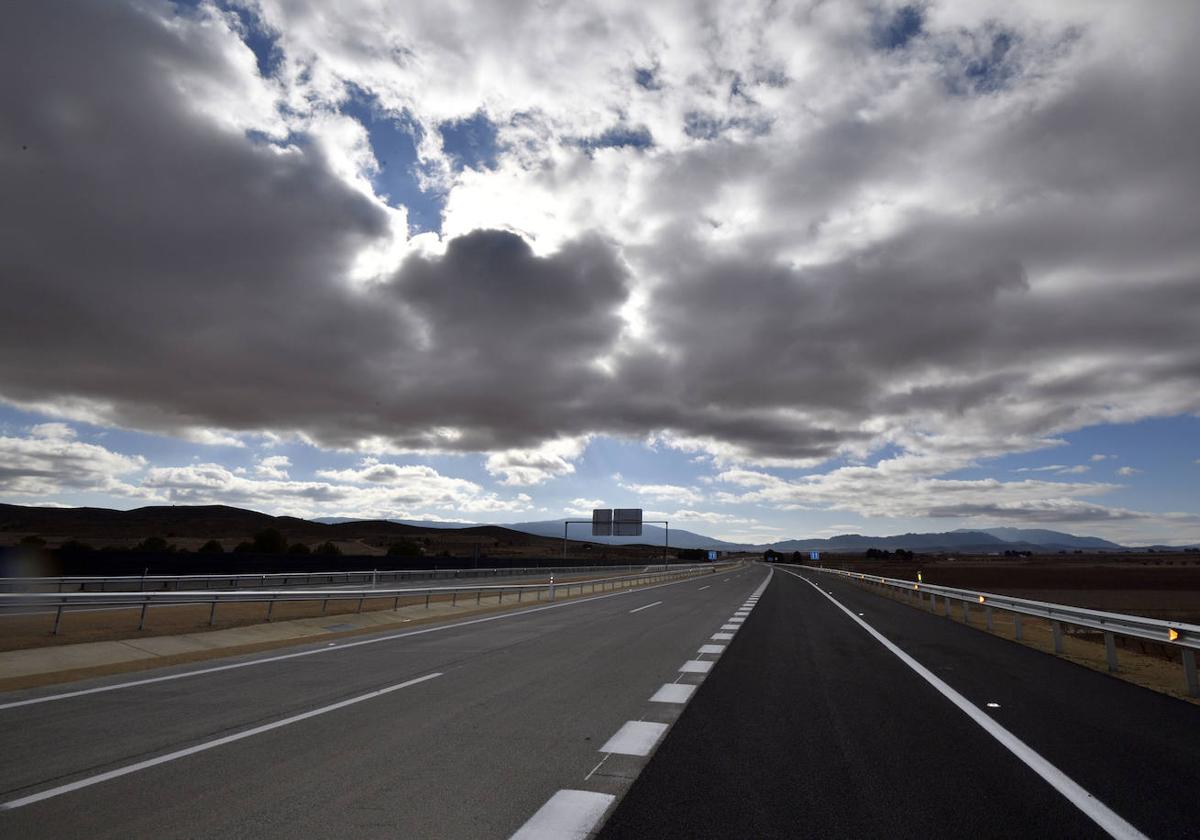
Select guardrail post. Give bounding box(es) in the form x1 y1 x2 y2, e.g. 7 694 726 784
928 593 936 613
425 592 431 608
985 606 994 632
962 601 971 624
53 605 64 635
1104 631 1119 671
322 599 329 614
1183 649 1199 697
138 600 149 630
266 600 274 622
453 590 458 606
1051 620 1064 654
357 596 365 613
392 596 399 611
1014 614 1023 640
477 590 482 605
209 601 217 626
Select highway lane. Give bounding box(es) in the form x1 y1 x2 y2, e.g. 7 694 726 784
0 563 762 838
600 565 1200 839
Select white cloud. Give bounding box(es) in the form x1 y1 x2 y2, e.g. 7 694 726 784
181 428 247 448
29 423 76 440
1014 464 1089 475
485 436 590 486
667 509 744 525
146 460 530 518
255 455 292 479
0 428 147 497
1090 454 1115 462
1116 466 1143 477
616 480 704 505
563 497 606 516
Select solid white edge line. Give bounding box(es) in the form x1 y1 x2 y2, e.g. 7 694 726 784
776 568 1148 840
0 672 443 810
1 567 734 711
628 600 663 613
510 789 615 840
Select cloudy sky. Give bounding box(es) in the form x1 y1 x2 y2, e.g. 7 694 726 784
3 0 1198 544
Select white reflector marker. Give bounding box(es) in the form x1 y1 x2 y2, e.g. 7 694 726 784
650 683 696 704
601 721 669 756
511 789 615 840
680 659 713 674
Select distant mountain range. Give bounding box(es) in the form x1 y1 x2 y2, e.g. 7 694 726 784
320 516 1155 553
2 503 1192 554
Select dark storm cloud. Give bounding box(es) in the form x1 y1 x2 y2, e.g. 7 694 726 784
2 0 1200 475
0 1 628 453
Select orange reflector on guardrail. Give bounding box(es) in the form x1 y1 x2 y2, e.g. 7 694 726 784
1168 628 1180 642
913 583 919 590
978 595 986 604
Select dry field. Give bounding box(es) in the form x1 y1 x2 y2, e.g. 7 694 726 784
826 555 1200 623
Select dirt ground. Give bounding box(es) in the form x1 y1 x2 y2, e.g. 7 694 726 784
820 555 1200 623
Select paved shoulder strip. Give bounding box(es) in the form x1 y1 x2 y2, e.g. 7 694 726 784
775 567 1148 840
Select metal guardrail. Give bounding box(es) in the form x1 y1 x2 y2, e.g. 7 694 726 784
0 564 737 636
0 563 711 593
794 564 1200 697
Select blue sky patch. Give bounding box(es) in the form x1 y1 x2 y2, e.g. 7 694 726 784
634 67 661 90
876 5 924 50
218 1 284 78
439 111 500 171
340 87 444 233
576 124 654 152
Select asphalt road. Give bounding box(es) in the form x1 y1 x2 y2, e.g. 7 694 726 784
0 564 759 838
2 562 1197 839
599 565 1200 839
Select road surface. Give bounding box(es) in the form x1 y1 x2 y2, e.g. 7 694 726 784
1 562 1196 838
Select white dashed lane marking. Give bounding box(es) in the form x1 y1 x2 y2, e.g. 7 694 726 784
510 789 615 840
650 683 696 704
600 721 669 757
